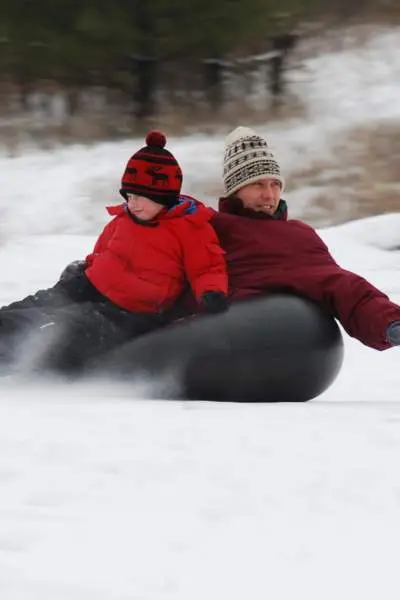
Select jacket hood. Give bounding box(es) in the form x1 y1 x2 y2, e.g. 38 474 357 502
218 196 288 221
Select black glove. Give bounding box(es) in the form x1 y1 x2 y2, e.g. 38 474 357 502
59 260 87 284
200 291 229 314
387 321 400 346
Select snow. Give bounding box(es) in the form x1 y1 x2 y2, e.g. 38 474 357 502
0 26 399 600
298 28 400 124
2 394 400 599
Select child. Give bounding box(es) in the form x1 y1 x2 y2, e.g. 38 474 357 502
0 131 228 371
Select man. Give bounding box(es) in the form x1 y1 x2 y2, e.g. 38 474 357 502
210 126 400 351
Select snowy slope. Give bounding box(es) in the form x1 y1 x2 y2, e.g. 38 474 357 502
1 388 400 600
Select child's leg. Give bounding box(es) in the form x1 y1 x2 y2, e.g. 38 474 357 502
0 279 99 366
1 281 72 312
1 268 103 312
0 305 61 366
37 302 163 373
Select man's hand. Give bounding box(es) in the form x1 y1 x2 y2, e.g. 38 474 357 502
388 321 400 346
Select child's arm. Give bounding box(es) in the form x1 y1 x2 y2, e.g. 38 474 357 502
181 222 229 312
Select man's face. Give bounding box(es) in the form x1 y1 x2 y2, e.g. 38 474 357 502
236 178 282 216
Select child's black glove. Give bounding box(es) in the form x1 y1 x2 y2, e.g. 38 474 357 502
200 291 229 314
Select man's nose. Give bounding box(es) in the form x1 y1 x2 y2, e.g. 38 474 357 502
261 186 274 200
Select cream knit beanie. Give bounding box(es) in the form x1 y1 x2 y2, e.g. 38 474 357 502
223 126 285 196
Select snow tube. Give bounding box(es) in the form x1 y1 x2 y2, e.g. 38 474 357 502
96 294 344 402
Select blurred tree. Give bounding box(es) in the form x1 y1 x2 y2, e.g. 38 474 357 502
0 0 307 82
0 0 396 125
1 0 397 84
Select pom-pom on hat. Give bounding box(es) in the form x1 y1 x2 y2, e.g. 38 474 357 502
223 126 285 196
120 131 183 208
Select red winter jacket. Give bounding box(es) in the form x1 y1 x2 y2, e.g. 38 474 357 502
211 197 400 350
85 196 227 314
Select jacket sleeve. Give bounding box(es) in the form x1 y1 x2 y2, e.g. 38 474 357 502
180 222 228 302
295 225 400 350
303 226 400 350
320 268 400 351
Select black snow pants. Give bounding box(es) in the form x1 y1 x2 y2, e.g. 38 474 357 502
0 280 165 374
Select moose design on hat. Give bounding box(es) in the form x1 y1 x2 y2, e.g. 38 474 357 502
145 166 170 187
120 131 183 208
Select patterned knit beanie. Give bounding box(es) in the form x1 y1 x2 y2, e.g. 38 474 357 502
120 131 183 208
223 126 285 196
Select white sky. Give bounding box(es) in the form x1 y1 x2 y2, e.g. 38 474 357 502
0 26 399 600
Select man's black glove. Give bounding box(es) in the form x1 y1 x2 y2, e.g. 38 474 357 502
387 321 400 346
200 291 229 314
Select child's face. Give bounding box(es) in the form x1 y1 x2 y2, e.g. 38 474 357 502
126 194 164 221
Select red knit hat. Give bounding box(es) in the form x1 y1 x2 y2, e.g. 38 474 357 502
120 131 183 208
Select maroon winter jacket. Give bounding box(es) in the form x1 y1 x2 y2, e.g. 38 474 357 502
211 197 400 350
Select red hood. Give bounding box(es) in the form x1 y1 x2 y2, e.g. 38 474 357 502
218 196 288 221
